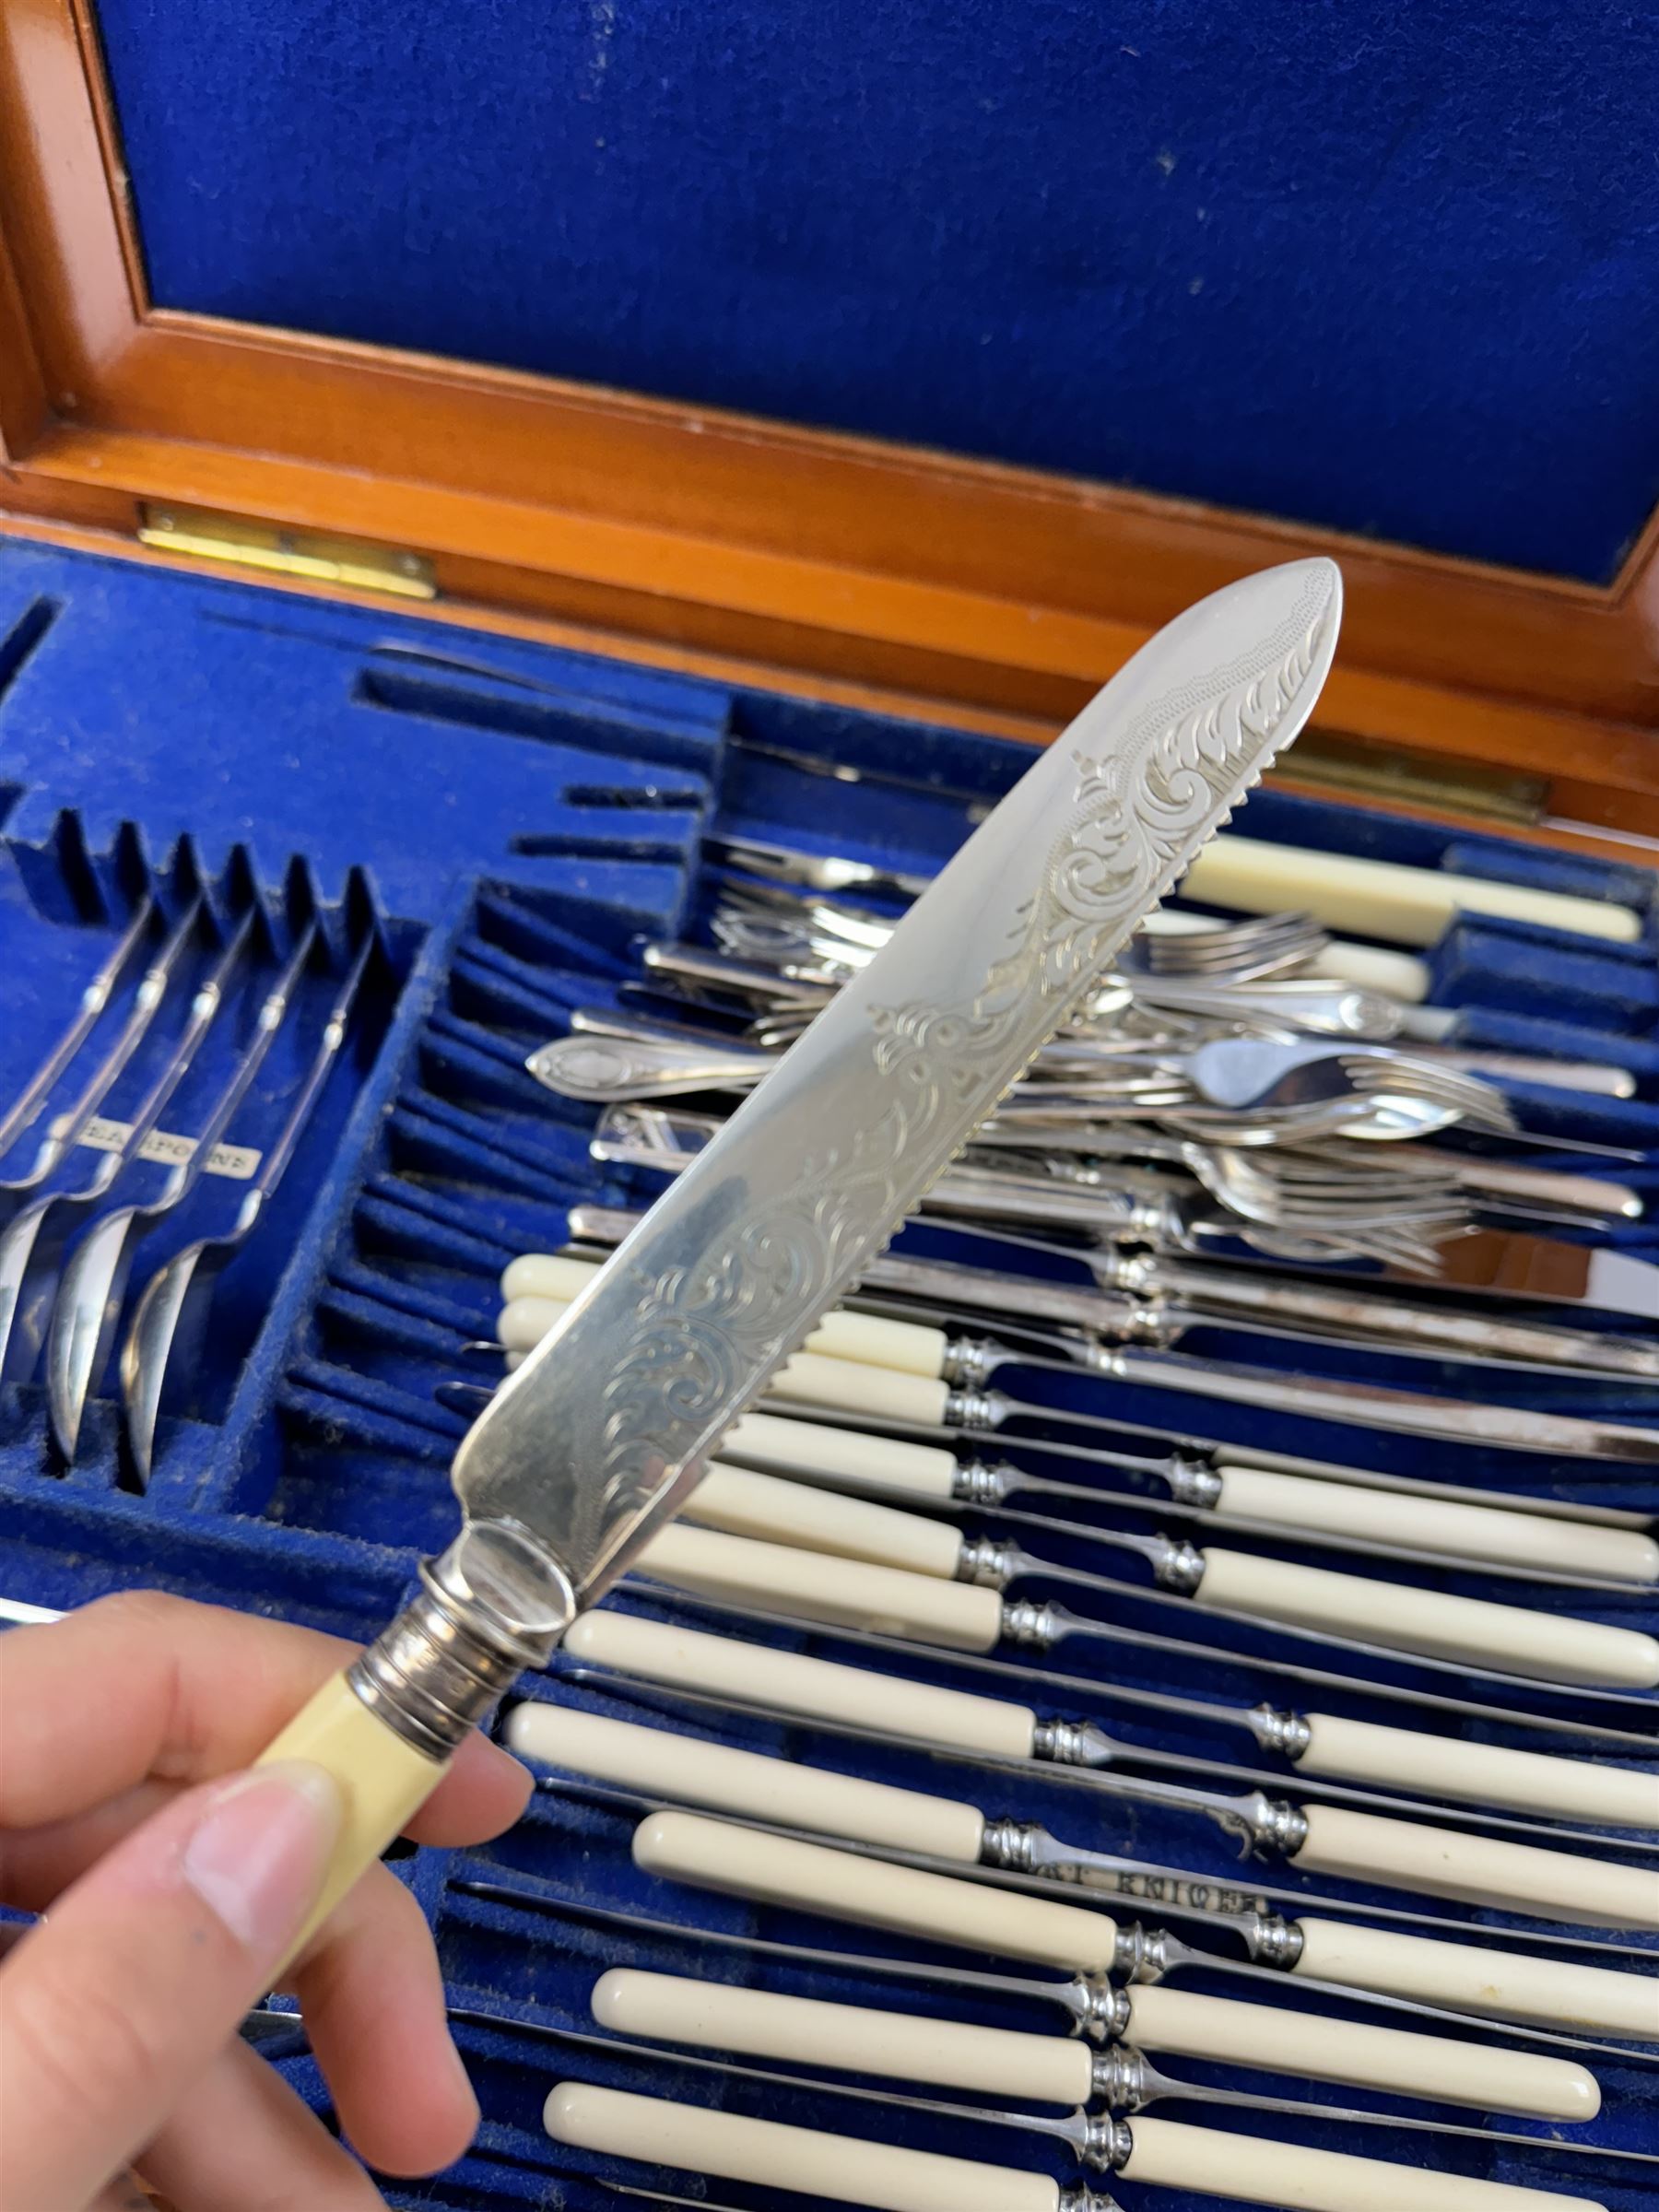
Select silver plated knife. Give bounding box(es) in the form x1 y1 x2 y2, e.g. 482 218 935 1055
248 559 1344 1956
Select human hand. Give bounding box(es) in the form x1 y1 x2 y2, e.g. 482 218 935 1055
0 1591 533 2210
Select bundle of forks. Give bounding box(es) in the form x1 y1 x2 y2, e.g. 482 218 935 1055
526 855 1645 1281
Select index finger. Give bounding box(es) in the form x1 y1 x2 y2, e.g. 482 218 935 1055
0 1591 529 1845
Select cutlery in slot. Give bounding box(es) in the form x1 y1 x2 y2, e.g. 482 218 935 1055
0 897 205 1233
549 1612 1659 1926
119 930 377 1485
589 1969 1650 2168
640 1487 1659 1697
625 1544 1657 1829
546 2077 1608 2212
632 1808 1659 2043
453 1870 1610 2112
47 921 320 1460
504 1247 1659 1574
472 1320 1659 1688
508 1700 1659 1952
0 893 158 1161
455 1876 1628 2114
570 1598 1658 1853
0 903 253 1384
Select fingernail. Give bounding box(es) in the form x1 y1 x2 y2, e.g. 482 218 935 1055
181 1761 343 1953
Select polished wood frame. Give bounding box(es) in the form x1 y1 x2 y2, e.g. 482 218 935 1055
3 0 1658 826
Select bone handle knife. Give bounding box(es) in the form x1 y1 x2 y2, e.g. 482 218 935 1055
590 1963 1597 2120
544 2081 1601 2212
571 1604 1658 1832
649 1473 1659 1689
633 1809 1659 2039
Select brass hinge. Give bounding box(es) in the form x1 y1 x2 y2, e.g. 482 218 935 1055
137 504 436 600
1273 727 1547 829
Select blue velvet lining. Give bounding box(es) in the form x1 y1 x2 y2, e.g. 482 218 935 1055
0 539 1653 2209
86 2 1659 580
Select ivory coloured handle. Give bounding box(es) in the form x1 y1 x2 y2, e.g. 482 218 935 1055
545 2083 1059 2212
500 1253 949 1377
1181 834 1641 947
639 1522 1002 1652
1122 1983 1597 2120
1294 1804 1659 1930
498 1295 950 1424
1215 1464 1659 1584
254 1672 447 1968
504 1703 985 1862
1194 1547 1659 1688
1291 1917 1659 2038
632 1810 1121 1970
1297 1712 1659 1830
1309 936 1432 1001
794 1309 948 1378
496 1294 572 1353
684 1463 964 1577
592 1967 1091 2104
1120 2113 1603 2212
723 1409 960 1500
764 1348 951 1426
567 1610 1036 1758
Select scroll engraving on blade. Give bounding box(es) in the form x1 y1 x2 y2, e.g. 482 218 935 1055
453 560 1342 1595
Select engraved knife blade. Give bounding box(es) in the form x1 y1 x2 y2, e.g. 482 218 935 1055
453 559 1343 1605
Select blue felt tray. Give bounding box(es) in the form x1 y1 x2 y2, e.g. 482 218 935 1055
0 539 1653 2210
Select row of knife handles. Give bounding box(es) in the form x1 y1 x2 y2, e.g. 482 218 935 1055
454 1300 1658 2193
417 1747 1653 2212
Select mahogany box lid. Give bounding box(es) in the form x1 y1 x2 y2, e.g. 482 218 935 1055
2 2 1658 840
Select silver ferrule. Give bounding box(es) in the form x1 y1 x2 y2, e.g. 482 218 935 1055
345 1524 576 1761
1072 2120 1135 2179
1076 1972 1131 2040
1033 1716 1099 1768
1094 1245 1152 1294
942 1384 1000 1430
1089 2045 1149 2112
1119 1294 1178 1347
1000 1595 1061 1650
1146 1534 1206 1594
956 1534 1018 1590
1078 2111 1131 2171
953 1458 1014 1506
1111 1923 1174 1985
1247 1790 1310 1858
940 1337 999 1389
1247 1702 1312 1761
1249 1913 1306 1970
979 1815 1043 1875
1163 1456 1224 1511
1214 1787 1309 1859
1058 2183 1127 2212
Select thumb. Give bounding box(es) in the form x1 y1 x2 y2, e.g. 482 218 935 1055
0 1759 342 2211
